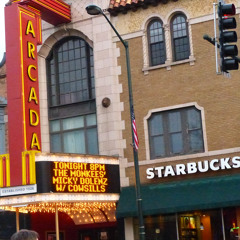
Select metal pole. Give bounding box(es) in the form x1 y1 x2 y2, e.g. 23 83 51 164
221 208 226 240
213 2 220 74
55 205 60 240
16 208 20 232
101 11 145 240
125 42 145 240
175 213 179 240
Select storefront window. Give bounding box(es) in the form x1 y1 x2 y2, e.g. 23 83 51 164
178 210 223 240
134 215 177 240
133 208 239 240
223 208 238 240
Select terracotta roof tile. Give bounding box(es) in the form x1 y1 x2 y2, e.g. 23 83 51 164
108 0 179 15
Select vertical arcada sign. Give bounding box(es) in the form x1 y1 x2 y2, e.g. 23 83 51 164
5 0 71 186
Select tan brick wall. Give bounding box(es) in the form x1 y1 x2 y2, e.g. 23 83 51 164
114 0 239 35
117 14 240 185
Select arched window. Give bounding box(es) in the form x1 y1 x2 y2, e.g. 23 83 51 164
148 19 166 66
171 14 190 61
46 37 98 155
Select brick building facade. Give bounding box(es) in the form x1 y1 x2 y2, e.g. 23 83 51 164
0 0 240 239
106 0 240 240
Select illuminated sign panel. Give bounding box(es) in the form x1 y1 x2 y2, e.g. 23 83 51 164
5 1 71 187
36 161 120 194
5 4 42 186
52 162 108 193
21 8 42 151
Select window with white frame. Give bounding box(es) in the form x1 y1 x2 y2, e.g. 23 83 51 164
46 37 98 155
147 18 166 66
171 13 190 61
148 106 204 159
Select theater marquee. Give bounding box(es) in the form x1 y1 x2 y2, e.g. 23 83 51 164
35 154 120 194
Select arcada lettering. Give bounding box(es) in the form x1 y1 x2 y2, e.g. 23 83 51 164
26 20 40 150
146 156 240 179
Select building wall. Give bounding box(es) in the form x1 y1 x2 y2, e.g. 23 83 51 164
37 0 240 188
38 0 129 186
109 2 240 239
111 0 240 185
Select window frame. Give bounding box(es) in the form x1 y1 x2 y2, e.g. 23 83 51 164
148 106 204 160
46 36 95 107
147 18 166 66
46 36 99 155
49 113 98 155
171 13 190 62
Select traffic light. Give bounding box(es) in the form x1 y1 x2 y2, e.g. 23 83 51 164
218 3 238 72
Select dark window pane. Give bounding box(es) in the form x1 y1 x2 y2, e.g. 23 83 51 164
172 14 190 61
50 120 60 132
68 40 73 49
63 130 85 154
63 62 69 72
75 48 80 59
149 114 163 135
187 108 201 129
63 116 84 130
69 60 75 71
70 71 75 81
51 96 57 106
69 50 74 60
143 215 177 240
153 136 165 157
170 133 183 154
169 112 181 132
189 130 203 151
62 42 68 51
148 19 166 66
58 63 63 73
87 128 98 154
58 53 62 62
86 114 97 126
74 39 80 48
63 51 68 61
51 85 56 96
51 134 61 152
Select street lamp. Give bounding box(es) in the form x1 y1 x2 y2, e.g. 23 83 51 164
86 5 145 240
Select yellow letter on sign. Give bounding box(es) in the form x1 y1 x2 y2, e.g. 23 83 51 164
31 133 40 150
26 20 36 38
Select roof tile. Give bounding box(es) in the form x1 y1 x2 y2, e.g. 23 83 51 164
108 0 179 15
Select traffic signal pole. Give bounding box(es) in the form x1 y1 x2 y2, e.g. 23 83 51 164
218 2 238 72
213 2 221 74
203 1 239 74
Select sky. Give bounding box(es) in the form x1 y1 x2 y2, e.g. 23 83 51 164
0 1 7 61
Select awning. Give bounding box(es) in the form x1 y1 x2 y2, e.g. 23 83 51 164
116 174 240 218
